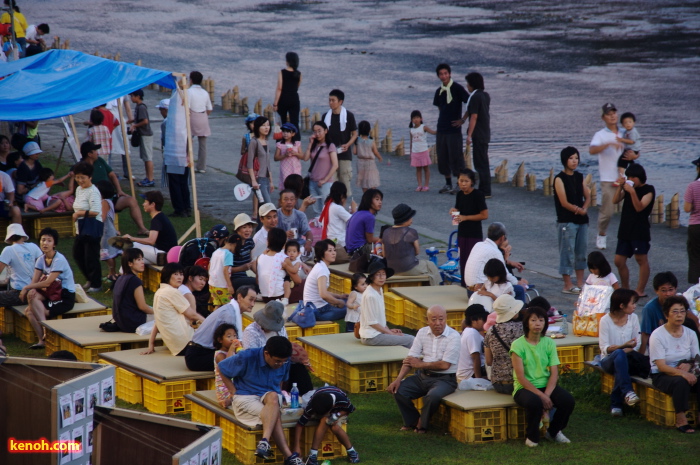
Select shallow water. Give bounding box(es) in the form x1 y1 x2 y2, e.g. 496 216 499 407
25 0 700 220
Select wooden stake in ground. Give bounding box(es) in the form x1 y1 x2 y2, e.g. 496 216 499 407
651 194 663 224
254 99 262 115
512 162 525 188
526 173 536 191
668 193 680 228
494 160 508 184
241 97 249 115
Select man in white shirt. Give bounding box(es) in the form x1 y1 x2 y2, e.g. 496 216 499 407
387 305 461 433
0 169 21 223
187 71 213 173
589 103 639 250
463 222 527 302
251 203 278 260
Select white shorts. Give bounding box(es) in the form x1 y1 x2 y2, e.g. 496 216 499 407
231 392 281 428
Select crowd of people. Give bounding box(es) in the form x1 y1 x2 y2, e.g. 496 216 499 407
3 34 700 462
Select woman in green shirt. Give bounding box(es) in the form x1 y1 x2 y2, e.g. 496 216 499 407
510 306 575 447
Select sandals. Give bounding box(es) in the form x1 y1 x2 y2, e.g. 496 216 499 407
29 342 45 350
677 425 695 434
399 426 415 432
562 287 581 295
414 427 428 434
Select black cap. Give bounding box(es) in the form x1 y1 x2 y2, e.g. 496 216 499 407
80 141 102 157
206 224 229 239
692 158 700 167
601 103 617 115
129 89 144 98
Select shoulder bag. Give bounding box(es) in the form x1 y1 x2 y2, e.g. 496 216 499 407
301 144 323 199
38 274 63 302
130 103 144 147
236 138 260 185
288 301 317 329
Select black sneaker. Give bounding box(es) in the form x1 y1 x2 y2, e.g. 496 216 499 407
438 184 452 194
255 440 273 459
347 449 360 463
284 453 304 465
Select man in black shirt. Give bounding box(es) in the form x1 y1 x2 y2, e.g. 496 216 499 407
123 190 178 265
463 72 492 197
433 64 469 194
324 89 357 197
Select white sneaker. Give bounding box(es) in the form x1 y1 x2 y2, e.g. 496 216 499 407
596 235 607 250
525 438 538 448
625 391 640 406
611 408 623 417
279 298 289 306
545 431 571 444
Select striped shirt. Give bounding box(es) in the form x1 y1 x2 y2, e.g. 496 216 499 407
408 326 461 374
685 179 700 225
73 185 103 222
231 238 255 279
297 385 355 426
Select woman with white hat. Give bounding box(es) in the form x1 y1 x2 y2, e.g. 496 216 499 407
0 223 42 307
483 294 524 394
230 213 259 291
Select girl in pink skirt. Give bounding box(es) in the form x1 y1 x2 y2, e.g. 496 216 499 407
409 110 436 191
274 122 302 187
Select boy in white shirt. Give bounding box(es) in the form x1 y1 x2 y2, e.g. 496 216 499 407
456 304 489 383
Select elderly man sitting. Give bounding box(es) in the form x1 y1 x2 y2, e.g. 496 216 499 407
463 222 528 302
387 305 461 433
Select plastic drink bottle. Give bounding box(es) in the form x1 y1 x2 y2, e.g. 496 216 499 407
290 383 299 408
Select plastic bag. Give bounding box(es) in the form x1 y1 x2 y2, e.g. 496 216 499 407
458 378 494 391
467 292 493 313
682 284 700 317
135 320 155 336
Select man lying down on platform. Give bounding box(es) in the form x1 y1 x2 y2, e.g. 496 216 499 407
217 336 305 465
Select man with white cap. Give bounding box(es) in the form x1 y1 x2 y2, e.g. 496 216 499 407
0 164 21 223
252 203 279 260
16 141 44 197
0 224 42 306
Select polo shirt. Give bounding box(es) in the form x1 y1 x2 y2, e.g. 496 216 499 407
408 325 461 374
218 347 290 396
191 301 242 349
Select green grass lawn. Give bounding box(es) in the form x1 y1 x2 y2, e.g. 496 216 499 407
3 156 696 465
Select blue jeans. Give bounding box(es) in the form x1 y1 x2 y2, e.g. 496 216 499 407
314 302 347 322
600 349 633 408
309 180 331 216
257 177 272 204
557 222 588 276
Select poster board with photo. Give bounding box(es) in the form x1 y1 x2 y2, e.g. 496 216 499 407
575 285 613 316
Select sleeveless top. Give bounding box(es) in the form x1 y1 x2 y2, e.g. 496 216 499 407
280 69 300 99
410 125 429 153
356 138 374 159
214 349 232 404
554 171 589 225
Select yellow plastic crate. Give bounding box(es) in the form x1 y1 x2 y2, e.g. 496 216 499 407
142 266 161 293
242 312 253 329
584 344 600 361
286 324 302 343
305 345 337 385
556 346 584 373
0 307 14 334
234 423 290 465
30 214 75 238
115 367 143 404
384 280 424 291
61 339 120 363
633 381 648 417
14 315 38 343
384 292 405 326
196 377 216 391
414 398 450 429
75 309 111 318
506 406 526 439
303 422 347 459
97 358 114 365
220 417 237 453
191 401 218 427
402 300 424 330
448 408 507 443
302 322 339 337
446 311 464 332
601 371 614 394
645 386 698 427
328 274 349 295
44 329 61 355
336 360 388 394
142 378 195 414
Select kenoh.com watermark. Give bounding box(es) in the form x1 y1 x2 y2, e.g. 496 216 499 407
8 438 82 453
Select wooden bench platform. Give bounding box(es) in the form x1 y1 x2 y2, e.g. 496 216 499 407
298 333 409 393
40 314 162 361
99 346 213 414
242 303 339 342
328 263 430 295
6 297 110 343
187 390 346 465
391 285 468 332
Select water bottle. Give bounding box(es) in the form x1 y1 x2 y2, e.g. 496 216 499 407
560 314 569 335
321 461 332 465
254 187 265 203
326 411 341 425
290 383 299 408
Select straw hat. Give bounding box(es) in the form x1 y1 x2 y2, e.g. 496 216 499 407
493 294 524 324
233 213 257 231
107 236 133 250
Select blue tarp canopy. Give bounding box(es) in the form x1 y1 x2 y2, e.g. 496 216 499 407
0 50 176 121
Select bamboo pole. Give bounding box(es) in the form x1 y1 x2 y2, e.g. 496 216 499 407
116 98 136 198
68 115 81 148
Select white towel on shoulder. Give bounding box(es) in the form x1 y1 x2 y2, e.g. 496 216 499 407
324 106 347 132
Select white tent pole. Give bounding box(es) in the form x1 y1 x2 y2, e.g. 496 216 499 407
178 73 201 239
116 97 136 198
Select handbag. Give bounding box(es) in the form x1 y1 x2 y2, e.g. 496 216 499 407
38 275 63 302
236 137 261 185
301 144 323 199
288 301 317 329
348 244 372 273
99 320 121 332
130 128 141 147
77 216 105 238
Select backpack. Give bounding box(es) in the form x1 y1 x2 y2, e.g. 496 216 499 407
178 238 219 268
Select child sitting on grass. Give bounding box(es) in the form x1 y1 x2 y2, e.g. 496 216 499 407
292 385 360 465
213 323 243 408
